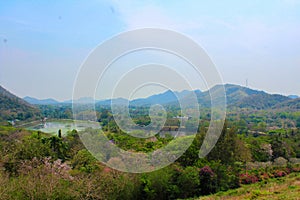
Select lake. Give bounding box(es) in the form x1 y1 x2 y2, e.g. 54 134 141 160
24 119 100 135
23 119 187 137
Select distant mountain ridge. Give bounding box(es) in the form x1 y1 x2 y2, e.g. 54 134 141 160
2 83 298 123
23 96 59 105
125 84 293 110
288 95 299 99
22 84 298 111
129 90 201 106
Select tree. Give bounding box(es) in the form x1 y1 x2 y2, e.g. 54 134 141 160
177 128 205 167
207 123 251 165
58 129 62 138
43 136 68 160
177 166 200 198
141 167 178 200
71 149 98 173
271 134 291 160
199 166 217 195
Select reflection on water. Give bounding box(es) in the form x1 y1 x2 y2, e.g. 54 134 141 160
26 120 100 135
25 120 188 138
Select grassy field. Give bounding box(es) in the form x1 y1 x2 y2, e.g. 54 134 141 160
198 172 300 200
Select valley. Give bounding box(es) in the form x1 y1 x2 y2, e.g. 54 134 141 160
0 84 300 199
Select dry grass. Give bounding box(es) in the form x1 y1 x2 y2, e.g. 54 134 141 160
198 173 300 200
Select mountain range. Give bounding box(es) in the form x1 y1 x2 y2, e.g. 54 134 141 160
21 84 299 110
23 96 59 105
20 84 299 109
0 84 299 122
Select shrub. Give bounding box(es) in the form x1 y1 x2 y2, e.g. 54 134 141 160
177 166 200 198
141 167 179 200
273 170 287 178
273 157 288 166
259 172 270 181
199 166 217 195
239 173 259 184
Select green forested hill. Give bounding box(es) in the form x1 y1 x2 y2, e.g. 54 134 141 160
155 84 291 110
0 85 40 121
273 98 300 111
233 93 290 110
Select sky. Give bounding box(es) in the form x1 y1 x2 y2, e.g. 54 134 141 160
0 0 300 101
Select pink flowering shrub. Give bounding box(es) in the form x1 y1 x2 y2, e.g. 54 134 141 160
239 173 259 184
273 170 287 178
19 157 73 180
16 157 74 199
259 172 269 181
200 166 214 176
292 166 300 172
199 166 216 195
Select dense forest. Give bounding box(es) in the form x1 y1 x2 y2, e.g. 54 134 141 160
1 118 300 199
0 85 300 199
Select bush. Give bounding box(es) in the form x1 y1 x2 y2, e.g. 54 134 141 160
239 173 259 184
177 166 200 198
71 149 98 173
273 170 287 178
141 167 179 200
273 157 288 166
199 166 217 195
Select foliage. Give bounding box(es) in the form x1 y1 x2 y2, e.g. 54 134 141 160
199 166 217 195
1 102 300 199
200 172 300 200
0 86 40 121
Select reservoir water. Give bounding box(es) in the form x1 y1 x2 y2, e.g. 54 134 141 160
24 120 100 135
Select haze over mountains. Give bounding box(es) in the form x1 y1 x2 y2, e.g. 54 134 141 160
23 96 60 105
21 84 299 109
1 84 300 122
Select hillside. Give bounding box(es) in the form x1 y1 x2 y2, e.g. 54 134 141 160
199 173 300 200
0 85 40 121
138 84 291 110
273 98 300 111
202 84 289 109
233 93 290 110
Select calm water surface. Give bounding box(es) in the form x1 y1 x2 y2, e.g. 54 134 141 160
25 120 100 135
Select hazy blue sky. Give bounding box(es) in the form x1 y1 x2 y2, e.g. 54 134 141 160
0 0 300 101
